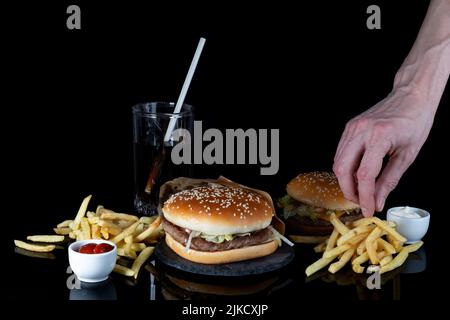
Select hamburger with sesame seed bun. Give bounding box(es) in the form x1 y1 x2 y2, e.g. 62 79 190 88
277 172 362 235
161 178 284 264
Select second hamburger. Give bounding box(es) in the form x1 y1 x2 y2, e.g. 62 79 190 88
278 172 362 235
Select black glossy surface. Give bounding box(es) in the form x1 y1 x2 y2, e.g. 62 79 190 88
6 231 433 301
2 0 449 305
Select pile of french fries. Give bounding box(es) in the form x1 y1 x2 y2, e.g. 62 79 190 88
14 195 164 279
305 213 423 277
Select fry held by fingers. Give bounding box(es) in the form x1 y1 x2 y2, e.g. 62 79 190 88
330 213 350 235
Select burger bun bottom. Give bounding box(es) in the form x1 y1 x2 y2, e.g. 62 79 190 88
165 233 278 264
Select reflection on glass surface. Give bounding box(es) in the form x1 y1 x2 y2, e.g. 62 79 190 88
159 270 291 300
306 265 404 300
69 278 117 300
401 247 426 274
15 247 56 260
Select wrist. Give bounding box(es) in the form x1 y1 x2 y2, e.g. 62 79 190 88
393 46 447 112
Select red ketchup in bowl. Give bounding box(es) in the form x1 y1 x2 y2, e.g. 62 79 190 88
79 243 114 254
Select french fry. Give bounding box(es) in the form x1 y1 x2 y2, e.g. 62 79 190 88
128 249 137 259
139 216 157 225
323 244 352 259
54 227 71 235
99 208 139 222
26 235 65 243
353 218 395 228
330 213 350 235
377 238 396 255
134 216 161 242
329 248 355 274
14 240 55 252
117 248 137 259
133 223 146 236
124 235 133 244
86 211 96 219
56 220 73 228
305 215 423 277
131 246 155 279
80 217 91 240
96 205 104 215
116 220 136 229
324 229 339 256
87 216 99 225
352 252 369 273
111 221 140 244
366 227 383 264
69 231 76 239
290 235 328 244
381 248 409 274
113 264 135 277
356 239 366 255
372 217 407 242
352 251 369 265
377 250 387 260
380 254 393 267
351 217 374 227
73 195 92 230
403 241 424 253
100 227 109 239
98 220 122 236
131 243 147 252
305 256 335 277
314 240 327 253
337 225 374 246
91 224 101 239
124 235 133 257
146 223 165 243
347 232 370 246
387 234 404 252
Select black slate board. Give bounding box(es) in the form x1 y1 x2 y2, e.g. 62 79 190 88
155 241 295 277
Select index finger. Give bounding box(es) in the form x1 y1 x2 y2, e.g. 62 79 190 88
356 144 388 217
333 137 365 204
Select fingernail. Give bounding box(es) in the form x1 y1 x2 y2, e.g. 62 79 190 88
361 208 369 217
377 198 386 212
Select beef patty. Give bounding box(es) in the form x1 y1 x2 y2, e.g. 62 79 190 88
162 216 273 252
291 212 363 227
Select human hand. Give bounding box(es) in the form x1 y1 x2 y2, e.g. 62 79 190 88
333 88 436 217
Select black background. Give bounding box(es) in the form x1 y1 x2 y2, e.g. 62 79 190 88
2 0 449 308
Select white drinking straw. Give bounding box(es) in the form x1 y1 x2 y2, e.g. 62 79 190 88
163 37 206 142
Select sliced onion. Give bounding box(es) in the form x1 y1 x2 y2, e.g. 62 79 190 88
184 230 200 252
269 226 294 247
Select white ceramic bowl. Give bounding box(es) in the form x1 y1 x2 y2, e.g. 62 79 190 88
68 239 117 283
386 206 430 244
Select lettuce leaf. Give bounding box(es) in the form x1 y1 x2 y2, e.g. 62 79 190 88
199 232 251 243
